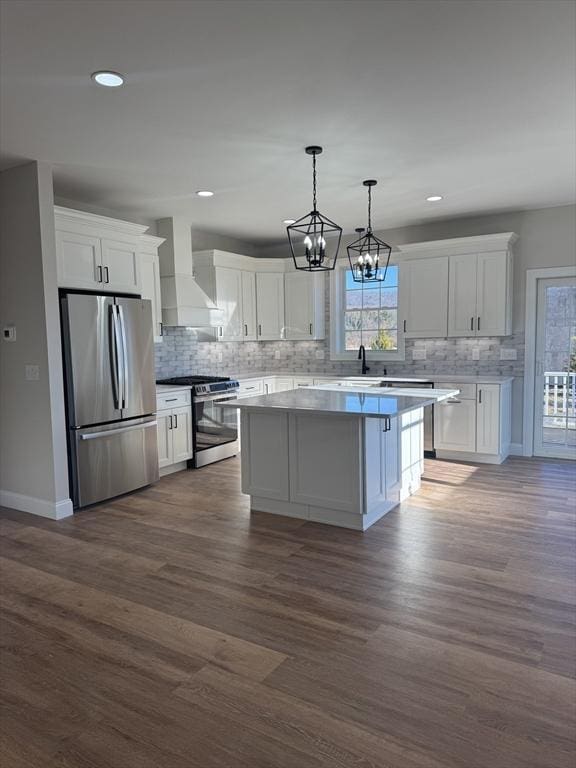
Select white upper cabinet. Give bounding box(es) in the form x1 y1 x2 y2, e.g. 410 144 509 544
55 230 102 290
139 236 164 342
256 272 285 340
447 254 478 336
54 207 148 294
100 238 139 293
284 272 325 340
241 270 257 340
401 256 448 338
214 266 244 341
448 250 512 337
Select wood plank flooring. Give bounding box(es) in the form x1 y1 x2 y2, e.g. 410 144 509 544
1 456 575 767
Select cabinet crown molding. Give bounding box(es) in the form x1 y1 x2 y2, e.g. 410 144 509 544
54 206 150 237
397 232 518 259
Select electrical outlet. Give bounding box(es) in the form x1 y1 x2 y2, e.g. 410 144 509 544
274 350 281 360
25 364 39 381
217 351 223 362
500 348 517 360
471 348 480 361
2 326 16 342
315 349 325 360
412 348 427 361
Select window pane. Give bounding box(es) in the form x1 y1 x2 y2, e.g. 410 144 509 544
362 290 381 308
346 290 364 309
345 331 362 350
380 287 397 308
369 329 397 351
361 309 380 329
380 309 397 329
344 311 363 331
381 265 398 288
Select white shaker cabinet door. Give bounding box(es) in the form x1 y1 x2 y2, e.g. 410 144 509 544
156 412 173 469
241 270 257 340
448 254 478 337
256 272 285 340
476 384 500 455
476 252 508 336
215 267 243 341
101 238 140 294
171 406 194 463
56 230 102 290
435 397 477 452
139 250 163 341
401 257 448 338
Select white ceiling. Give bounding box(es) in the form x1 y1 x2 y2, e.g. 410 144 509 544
1 0 575 244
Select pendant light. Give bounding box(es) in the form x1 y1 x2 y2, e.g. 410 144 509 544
287 146 342 272
347 180 392 283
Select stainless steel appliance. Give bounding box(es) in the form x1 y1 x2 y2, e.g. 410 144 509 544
61 293 159 507
379 379 436 456
156 376 239 467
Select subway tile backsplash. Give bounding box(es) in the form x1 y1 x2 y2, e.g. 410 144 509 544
155 328 525 380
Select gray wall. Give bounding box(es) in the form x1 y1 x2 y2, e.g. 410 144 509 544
0 163 72 517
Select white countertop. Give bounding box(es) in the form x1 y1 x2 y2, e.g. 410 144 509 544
232 372 513 384
230 387 458 418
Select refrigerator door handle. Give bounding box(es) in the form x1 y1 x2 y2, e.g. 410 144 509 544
118 304 129 410
79 421 158 440
109 304 121 409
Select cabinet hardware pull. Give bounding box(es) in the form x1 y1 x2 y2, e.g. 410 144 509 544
97 265 103 282
245 386 255 390
258 324 262 336
478 389 482 404
159 322 163 336
470 317 474 331
244 324 248 336
382 416 391 432
165 398 178 402
218 326 223 337
104 266 110 283
174 413 178 428
477 316 481 331
446 398 461 404
168 415 173 429
403 319 407 333
309 323 313 335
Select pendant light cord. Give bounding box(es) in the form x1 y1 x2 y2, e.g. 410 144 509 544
367 185 372 232
312 152 317 211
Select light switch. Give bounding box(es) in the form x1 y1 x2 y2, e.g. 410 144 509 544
274 350 281 360
471 348 480 361
500 348 517 360
25 365 40 381
315 349 325 360
412 348 427 361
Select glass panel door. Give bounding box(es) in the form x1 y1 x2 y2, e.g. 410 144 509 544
534 277 576 459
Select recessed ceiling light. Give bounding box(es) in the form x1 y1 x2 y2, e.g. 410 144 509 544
196 190 214 197
91 71 125 87
283 219 296 225
426 195 443 202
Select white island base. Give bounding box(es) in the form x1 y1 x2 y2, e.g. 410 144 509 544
240 407 425 531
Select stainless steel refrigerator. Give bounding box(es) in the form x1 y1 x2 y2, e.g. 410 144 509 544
61 293 159 508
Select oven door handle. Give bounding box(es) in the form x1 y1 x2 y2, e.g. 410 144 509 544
194 393 239 404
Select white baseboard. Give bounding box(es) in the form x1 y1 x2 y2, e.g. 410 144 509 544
0 490 74 520
509 442 524 456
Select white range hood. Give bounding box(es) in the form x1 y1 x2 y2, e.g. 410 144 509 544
156 217 224 328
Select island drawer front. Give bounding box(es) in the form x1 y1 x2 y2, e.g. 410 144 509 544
156 391 192 411
435 382 476 400
238 380 264 398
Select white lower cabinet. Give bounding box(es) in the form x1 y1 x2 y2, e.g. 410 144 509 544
434 381 511 463
156 392 193 472
272 377 294 392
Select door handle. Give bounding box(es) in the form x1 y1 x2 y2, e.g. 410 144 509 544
80 420 158 440
381 416 391 432
470 317 474 331
118 305 128 409
110 305 122 410
159 322 163 337
97 265 103 283
104 266 110 283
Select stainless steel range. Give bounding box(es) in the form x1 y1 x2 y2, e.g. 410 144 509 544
156 375 240 467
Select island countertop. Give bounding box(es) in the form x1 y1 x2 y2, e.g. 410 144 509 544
229 387 458 418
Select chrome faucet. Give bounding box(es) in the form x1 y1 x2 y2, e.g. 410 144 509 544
358 344 370 375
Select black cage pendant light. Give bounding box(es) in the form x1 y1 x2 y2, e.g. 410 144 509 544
287 146 342 272
347 180 392 283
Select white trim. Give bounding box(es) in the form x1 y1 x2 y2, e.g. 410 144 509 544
329 261 406 362
509 442 524 456
54 205 149 236
0 490 74 520
397 232 518 259
523 266 576 457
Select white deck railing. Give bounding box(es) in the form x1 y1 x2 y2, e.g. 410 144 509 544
543 372 576 421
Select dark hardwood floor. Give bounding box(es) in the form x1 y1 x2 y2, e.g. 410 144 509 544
1 456 575 767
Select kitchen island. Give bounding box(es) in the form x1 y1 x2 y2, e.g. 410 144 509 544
230 385 457 530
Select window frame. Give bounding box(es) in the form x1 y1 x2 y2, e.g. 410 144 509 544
329 259 405 361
